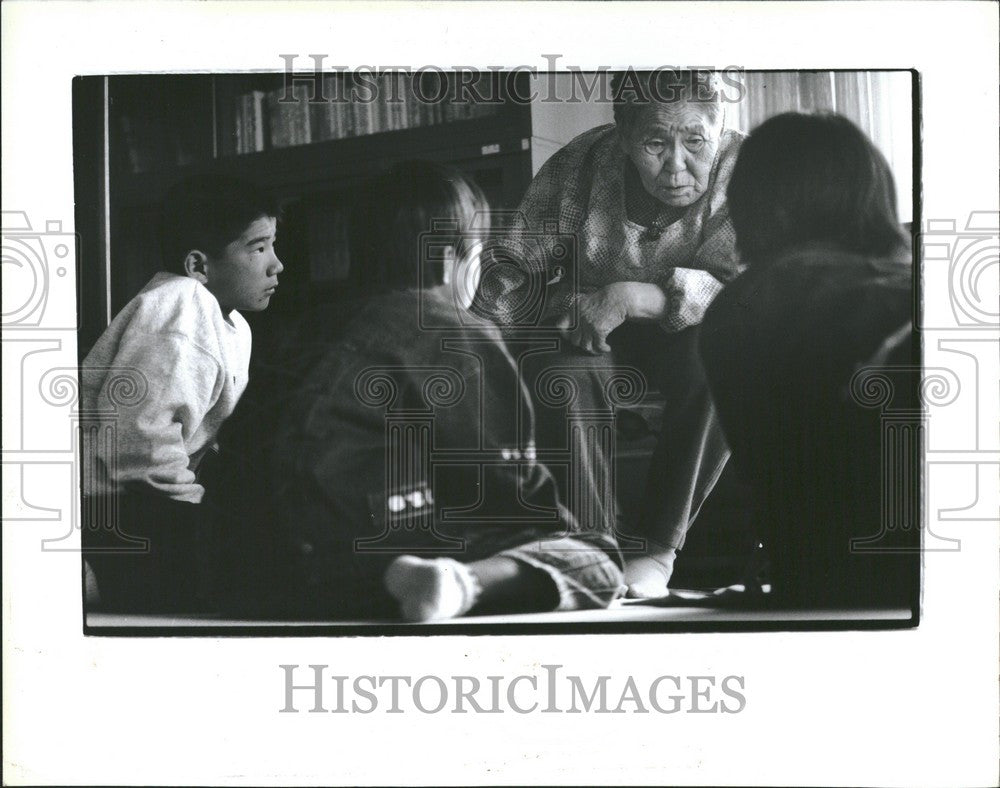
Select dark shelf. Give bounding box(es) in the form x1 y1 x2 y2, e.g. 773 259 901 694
101 73 538 316
112 111 532 206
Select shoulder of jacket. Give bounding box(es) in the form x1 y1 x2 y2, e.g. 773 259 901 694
132 273 228 353
716 128 745 169
542 124 618 170
134 272 204 316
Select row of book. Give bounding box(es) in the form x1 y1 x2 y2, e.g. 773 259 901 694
223 73 502 155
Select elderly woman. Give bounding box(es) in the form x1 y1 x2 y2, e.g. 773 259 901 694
474 70 743 596
700 112 917 607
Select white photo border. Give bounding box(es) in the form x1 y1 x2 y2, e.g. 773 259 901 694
3 2 998 785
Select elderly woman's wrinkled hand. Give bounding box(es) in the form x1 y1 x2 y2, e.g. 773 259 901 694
555 283 631 353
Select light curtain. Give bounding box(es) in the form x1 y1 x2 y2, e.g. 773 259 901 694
727 71 914 222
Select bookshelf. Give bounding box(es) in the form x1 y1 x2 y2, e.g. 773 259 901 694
74 71 558 353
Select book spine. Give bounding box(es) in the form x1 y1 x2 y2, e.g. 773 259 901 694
240 93 257 153
356 87 374 136
347 74 365 136
237 94 248 154
285 92 300 147
267 89 287 148
297 87 312 145
417 71 437 126
432 73 446 125
320 75 339 141
252 90 266 152
455 73 471 121
429 88 440 125
308 85 325 143
391 72 407 130
337 74 351 138
404 74 420 129
376 73 391 132
341 78 355 138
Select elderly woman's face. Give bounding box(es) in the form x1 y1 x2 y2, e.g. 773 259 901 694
620 101 722 207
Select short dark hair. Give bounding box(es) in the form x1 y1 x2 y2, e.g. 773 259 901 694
727 112 906 266
348 160 489 293
160 173 277 275
611 69 724 131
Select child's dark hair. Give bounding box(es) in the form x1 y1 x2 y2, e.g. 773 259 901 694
160 173 277 275
348 160 489 293
727 112 906 266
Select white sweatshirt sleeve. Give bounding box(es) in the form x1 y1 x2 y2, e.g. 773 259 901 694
95 327 223 503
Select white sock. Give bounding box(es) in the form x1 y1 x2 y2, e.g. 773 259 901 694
624 547 677 599
383 556 482 622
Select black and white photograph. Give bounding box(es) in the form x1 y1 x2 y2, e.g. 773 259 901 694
3 1 998 785
74 67 920 633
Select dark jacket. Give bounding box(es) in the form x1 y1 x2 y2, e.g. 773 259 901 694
699 244 919 608
203 286 620 618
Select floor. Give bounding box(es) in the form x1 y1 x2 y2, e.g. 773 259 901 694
85 599 915 634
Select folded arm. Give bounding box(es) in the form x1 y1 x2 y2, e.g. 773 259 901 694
93 331 222 502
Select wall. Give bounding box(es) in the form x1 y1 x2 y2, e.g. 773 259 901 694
528 73 614 175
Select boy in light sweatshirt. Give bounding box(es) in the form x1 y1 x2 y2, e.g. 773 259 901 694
81 174 282 611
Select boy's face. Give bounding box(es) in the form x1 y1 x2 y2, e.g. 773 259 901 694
202 216 282 313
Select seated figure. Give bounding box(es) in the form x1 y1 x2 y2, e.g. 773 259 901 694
472 70 745 597
81 174 282 612
700 112 919 608
202 161 625 621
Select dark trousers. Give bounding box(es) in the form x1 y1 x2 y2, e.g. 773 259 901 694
82 491 207 613
517 322 730 553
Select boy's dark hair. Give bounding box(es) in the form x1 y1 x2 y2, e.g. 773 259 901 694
160 173 277 275
727 112 906 266
348 160 489 293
